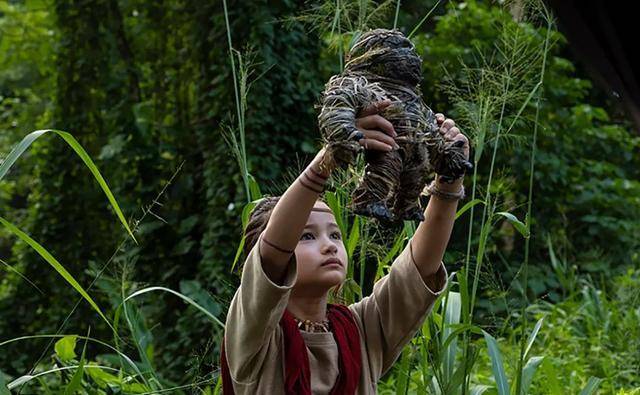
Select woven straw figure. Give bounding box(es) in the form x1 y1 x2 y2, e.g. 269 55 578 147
317 29 472 223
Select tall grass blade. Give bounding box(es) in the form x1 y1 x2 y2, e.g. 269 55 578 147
121 300 160 389
0 258 44 294
408 0 443 38
231 198 264 272
482 330 510 395
122 286 226 328
0 130 137 243
395 348 411 395
523 318 543 360
455 199 484 220
0 216 111 327
231 235 247 274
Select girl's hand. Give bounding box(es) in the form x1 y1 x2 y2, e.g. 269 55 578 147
355 99 399 152
435 113 470 161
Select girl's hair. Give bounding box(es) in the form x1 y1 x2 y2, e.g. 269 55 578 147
242 195 346 304
242 196 282 258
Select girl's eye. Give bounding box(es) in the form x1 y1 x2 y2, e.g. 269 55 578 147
331 232 342 239
300 232 314 240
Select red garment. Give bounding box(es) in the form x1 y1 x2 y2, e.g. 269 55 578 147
220 303 362 394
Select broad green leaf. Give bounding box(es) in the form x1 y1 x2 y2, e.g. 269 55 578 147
0 217 110 327
0 130 136 243
443 292 461 381
579 377 603 395
482 330 510 395
496 211 530 238
54 335 77 361
521 356 544 394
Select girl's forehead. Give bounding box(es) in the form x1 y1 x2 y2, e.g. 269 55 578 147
306 209 337 226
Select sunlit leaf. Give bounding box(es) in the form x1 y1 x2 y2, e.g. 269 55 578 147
482 330 510 395
0 130 136 243
0 217 110 327
55 335 77 361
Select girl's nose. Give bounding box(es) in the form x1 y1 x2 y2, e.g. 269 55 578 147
321 237 338 254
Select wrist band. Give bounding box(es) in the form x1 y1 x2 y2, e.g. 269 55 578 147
262 235 295 254
303 171 325 188
298 176 324 194
308 165 329 180
423 180 465 201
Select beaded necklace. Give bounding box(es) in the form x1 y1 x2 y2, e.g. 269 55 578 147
293 316 331 333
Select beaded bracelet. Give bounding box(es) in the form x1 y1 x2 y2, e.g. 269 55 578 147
423 179 465 201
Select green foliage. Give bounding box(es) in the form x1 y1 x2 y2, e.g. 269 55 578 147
1 0 638 393
54 335 78 362
414 0 640 313
0 0 326 381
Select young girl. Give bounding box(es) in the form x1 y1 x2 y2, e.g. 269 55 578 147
220 100 470 394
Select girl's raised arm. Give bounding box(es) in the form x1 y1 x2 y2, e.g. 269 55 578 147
259 148 333 284
261 99 396 285
411 113 470 288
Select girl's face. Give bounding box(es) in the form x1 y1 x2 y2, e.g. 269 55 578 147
293 201 348 295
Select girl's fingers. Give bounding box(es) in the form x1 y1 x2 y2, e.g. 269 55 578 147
440 118 456 134
446 126 460 140
359 99 392 117
359 129 398 149
435 113 445 125
358 138 395 152
356 114 396 137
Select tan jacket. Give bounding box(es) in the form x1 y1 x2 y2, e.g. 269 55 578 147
223 229 449 394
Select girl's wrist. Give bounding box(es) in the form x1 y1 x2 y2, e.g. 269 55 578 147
434 174 463 192
298 152 330 194
310 148 334 178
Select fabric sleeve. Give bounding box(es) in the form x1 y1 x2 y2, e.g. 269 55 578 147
224 229 298 384
348 236 450 379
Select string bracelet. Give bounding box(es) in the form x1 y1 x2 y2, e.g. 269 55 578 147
298 166 328 194
423 179 466 201
262 235 295 254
